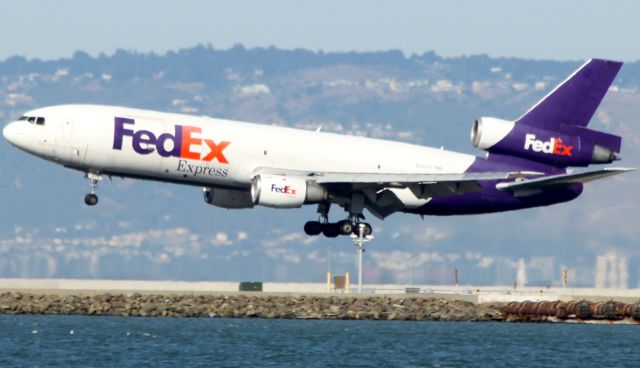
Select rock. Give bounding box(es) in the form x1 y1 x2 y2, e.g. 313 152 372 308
328 305 342 314
356 311 372 320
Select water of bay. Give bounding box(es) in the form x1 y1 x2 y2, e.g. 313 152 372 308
0 315 637 367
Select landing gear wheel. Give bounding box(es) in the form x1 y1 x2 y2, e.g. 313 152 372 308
304 221 323 236
354 222 372 237
84 171 102 207
84 193 98 206
337 220 354 235
322 223 340 238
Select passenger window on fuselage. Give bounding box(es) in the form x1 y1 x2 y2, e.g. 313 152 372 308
36 117 45 125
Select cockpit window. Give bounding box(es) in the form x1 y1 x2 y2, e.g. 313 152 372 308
20 116 45 126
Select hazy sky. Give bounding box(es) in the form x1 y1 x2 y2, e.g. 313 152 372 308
3 0 639 61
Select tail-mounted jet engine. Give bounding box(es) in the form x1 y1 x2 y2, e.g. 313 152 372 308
471 117 621 166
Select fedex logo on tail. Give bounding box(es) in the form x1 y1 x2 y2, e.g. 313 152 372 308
113 117 230 163
271 184 297 195
523 134 573 157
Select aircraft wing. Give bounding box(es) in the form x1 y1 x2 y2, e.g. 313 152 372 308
253 167 544 219
496 167 634 197
254 167 542 197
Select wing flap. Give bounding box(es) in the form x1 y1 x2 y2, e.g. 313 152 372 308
306 171 537 185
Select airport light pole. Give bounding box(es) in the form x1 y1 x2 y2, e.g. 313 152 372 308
350 226 374 294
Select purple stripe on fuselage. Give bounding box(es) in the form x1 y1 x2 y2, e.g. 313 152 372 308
411 155 582 216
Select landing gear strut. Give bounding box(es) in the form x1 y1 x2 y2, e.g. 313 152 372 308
84 172 102 206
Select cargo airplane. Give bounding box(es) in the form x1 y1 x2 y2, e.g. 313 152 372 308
2 59 633 237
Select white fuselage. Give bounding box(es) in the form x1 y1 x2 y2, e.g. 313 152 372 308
6 105 476 190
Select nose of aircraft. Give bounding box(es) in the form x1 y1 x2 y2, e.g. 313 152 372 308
2 121 20 145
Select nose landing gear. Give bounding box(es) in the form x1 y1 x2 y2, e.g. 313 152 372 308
83 172 102 206
84 193 98 206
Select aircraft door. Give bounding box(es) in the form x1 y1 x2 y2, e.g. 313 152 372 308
54 118 86 164
61 119 72 140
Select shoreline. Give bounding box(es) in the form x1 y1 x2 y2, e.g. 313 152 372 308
0 292 502 321
3 292 638 323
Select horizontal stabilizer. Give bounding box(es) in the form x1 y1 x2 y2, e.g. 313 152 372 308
496 167 634 196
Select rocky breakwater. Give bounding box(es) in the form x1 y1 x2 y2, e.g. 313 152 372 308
0 292 502 321
501 300 640 323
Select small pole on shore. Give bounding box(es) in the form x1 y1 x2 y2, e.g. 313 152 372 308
345 272 350 293
326 271 331 292
350 225 373 294
358 238 363 293
454 268 459 286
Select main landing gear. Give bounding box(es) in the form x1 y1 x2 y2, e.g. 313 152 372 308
83 172 102 206
303 200 373 238
304 220 372 238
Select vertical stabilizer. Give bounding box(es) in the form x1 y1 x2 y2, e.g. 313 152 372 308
516 59 622 128
471 59 624 168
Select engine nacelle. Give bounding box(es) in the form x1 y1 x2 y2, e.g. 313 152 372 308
471 117 515 150
251 174 327 208
471 117 621 167
203 187 254 209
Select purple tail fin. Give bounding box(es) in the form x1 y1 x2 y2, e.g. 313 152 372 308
471 59 623 168
516 59 622 129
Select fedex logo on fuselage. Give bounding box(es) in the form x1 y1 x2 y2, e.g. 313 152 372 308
271 184 297 195
523 134 573 157
112 117 230 163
